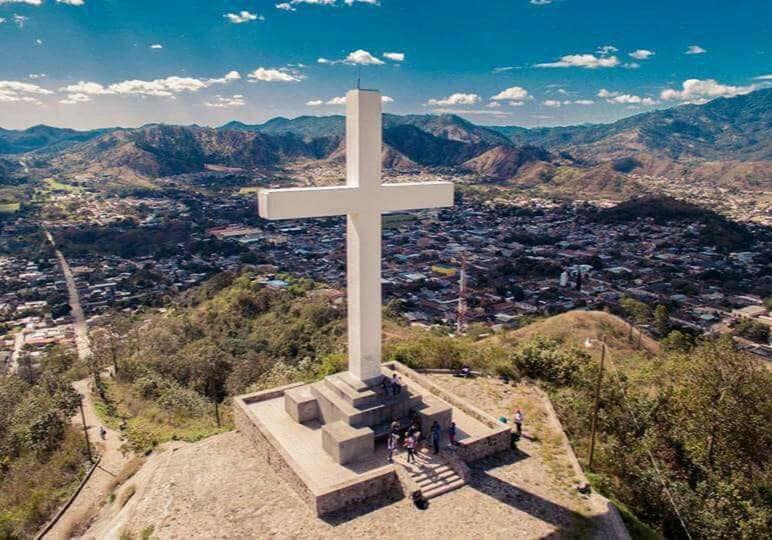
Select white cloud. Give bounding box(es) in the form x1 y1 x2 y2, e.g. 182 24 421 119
59 93 91 104
204 94 246 108
543 99 596 107
288 0 335 5
57 0 85 5
35 38 43 45
536 54 620 69
224 11 263 24
754 74 772 81
308 94 393 106
0 17 5 24
13 15 28 28
492 66 516 73
318 49 387 66
59 81 112 95
247 67 302 82
629 49 654 60
326 96 347 105
0 80 52 105
530 0 553 4
597 89 656 105
206 70 242 84
383 52 404 62
596 45 618 56
0 0 42 5
283 0 379 7
491 86 530 102
486 101 501 108
345 49 384 65
685 45 707 55
28 73 45 79
150 44 163 49
426 93 481 106
660 78 755 104
108 77 208 97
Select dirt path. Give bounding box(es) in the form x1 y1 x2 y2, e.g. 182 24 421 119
44 379 132 539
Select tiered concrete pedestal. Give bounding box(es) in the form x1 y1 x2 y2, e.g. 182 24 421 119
299 370 451 465
234 362 511 516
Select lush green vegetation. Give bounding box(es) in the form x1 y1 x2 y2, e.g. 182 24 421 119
88 270 346 453
0 373 88 539
732 318 770 344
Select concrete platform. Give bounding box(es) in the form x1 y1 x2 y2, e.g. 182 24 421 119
234 361 510 516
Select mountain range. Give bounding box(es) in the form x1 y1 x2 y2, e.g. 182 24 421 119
1 88 770 197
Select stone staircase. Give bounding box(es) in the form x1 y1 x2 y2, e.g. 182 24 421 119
395 449 466 500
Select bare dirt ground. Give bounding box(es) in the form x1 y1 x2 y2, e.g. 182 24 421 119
83 376 626 539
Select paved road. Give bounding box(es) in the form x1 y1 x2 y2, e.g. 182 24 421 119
44 229 91 361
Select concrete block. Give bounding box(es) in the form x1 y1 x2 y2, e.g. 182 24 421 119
322 421 374 465
284 385 319 424
417 396 453 435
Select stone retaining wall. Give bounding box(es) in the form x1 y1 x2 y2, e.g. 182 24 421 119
234 383 317 510
234 384 402 517
386 361 512 462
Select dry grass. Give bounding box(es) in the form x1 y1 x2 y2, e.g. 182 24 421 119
503 310 659 357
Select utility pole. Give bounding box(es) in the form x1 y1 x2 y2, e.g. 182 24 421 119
588 336 606 471
79 396 93 463
210 372 221 428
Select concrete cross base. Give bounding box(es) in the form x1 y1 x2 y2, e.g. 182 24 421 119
322 421 375 465
235 361 510 517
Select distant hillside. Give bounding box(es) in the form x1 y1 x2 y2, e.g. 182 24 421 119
492 88 772 162
591 195 760 251
2 89 770 196
0 125 110 154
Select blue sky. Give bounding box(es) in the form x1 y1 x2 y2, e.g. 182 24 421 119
0 0 770 129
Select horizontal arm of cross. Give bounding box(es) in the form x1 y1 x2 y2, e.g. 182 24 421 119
258 186 360 220
380 181 454 213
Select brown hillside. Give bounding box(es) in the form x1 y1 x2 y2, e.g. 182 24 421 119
499 310 660 358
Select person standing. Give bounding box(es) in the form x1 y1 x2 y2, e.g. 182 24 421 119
391 373 402 396
387 432 399 463
99 426 107 440
448 421 457 447
404 434 416 464
431 421 442 454
514 408 524 437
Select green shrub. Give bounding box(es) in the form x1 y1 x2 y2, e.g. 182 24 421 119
510 336 588 386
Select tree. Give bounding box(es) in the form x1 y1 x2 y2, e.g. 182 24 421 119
620 297 652 325
661 330 693 353
733 319 770 344
653 304 670 336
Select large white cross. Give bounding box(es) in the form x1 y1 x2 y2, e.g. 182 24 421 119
258 89 454 385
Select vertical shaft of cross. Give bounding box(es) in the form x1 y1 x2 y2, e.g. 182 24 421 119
345 89 383 385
